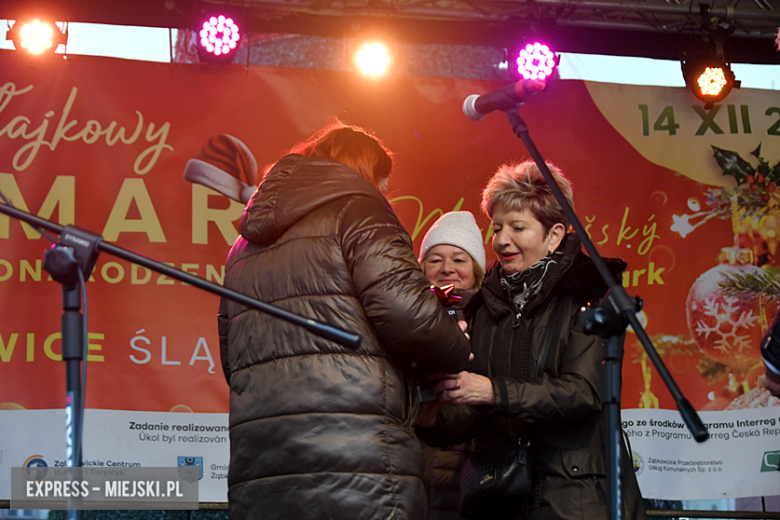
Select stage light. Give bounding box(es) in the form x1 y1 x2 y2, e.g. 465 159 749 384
682 56 738 107
515 42 558 81
6 19 67 56
354 42 391 76
196 14 240 64
698 67 728 96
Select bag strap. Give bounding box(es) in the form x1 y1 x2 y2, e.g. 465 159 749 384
535 296 566 378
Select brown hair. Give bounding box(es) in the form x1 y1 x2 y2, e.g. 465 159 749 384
283 119 394 191
480 160 573 233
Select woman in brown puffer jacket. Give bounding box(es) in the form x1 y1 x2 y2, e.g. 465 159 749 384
218 120 472 520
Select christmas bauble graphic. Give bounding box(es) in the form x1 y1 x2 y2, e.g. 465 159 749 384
686 259 776 367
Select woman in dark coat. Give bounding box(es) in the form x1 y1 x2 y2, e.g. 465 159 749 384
417 211 487 520
417 160 647 520
218 120 472 520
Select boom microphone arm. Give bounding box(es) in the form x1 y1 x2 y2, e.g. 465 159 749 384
0 202 361 517
0 203 361 349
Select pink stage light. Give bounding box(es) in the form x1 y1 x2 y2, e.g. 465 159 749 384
516 42 557 81
198 15 240 59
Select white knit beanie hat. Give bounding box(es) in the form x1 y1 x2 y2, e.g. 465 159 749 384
419 211 486 269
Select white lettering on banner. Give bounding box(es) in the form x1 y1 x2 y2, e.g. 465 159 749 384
129 330 216 373
130 329 152 364
189 338 216 374
623 408 780 501
0 82 173 174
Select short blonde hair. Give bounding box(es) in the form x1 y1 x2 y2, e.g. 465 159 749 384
471 262 485 288
480 160 573 233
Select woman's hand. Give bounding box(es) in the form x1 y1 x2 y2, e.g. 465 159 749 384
416 400 444 428
427 370 495 406
416 354 477 428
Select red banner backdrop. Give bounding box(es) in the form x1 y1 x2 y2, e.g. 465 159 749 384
1 50 779 500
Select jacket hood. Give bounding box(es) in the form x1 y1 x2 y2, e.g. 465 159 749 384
239 154 389 246
468 234 627 320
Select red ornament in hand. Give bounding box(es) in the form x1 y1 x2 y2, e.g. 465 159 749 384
430 284 463 306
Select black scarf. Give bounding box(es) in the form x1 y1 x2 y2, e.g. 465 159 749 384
500 248 563 315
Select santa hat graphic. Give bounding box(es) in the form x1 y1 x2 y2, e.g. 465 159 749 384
183 134 258 203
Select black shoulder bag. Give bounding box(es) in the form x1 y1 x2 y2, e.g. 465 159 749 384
458 297 566 519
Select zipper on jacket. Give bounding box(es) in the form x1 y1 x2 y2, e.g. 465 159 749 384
487 326 498 379
519 316 534 381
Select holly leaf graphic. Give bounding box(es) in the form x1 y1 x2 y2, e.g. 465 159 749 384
757 160 771 179
772 159 780 185
712 145 755 185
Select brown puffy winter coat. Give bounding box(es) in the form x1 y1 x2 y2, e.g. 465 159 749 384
218 154 471 520
421 440 469 520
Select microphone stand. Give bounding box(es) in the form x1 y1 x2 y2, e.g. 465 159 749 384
0 203 361 517
503 109 709 520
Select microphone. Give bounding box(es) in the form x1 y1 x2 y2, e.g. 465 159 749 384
462 79 546 121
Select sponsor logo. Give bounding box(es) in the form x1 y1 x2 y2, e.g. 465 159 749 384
23 454 48 480
177 456 203 482
760 450 780 472
631 451 644 476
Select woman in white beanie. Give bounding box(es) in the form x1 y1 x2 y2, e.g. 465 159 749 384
419 211 486 294
417 211 486 520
